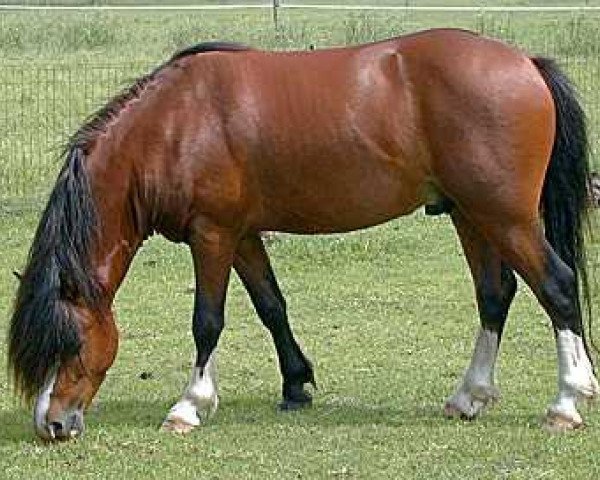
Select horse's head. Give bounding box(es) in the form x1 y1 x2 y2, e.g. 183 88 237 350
32 304 118 441
9 146 120 441
10 261 119 441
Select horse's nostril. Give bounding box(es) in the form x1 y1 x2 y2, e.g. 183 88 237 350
48 421 65 438
49 421 64 431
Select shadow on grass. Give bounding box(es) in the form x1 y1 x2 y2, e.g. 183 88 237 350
0 396 545 445
77 396 546 430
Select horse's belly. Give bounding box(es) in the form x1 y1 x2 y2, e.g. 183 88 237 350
257 158 427 234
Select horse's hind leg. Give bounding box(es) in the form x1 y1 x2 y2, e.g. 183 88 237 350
444 211 517 419
466 216 598 430
234 234 315 410
162 221 236 433
532 240 598 431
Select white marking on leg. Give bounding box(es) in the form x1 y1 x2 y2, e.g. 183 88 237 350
545 330 599 430
445 328 500 418
163 352 219 431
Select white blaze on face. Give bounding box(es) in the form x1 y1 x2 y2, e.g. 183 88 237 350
165 352 219 427
34 369 57 440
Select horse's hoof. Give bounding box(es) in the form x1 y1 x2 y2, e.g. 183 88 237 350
543 410 584 433
279 386 313 411
280 381 313 412
443 402 474 420
443 383 499 420
160 417 196 434
278 397 312 411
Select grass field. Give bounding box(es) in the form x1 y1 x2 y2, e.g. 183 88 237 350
1 208 600 479
2 6 600 479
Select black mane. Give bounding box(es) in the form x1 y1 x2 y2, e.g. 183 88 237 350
170 41 249 62
7 41 248 401
71 41 249 151
8 147 101 401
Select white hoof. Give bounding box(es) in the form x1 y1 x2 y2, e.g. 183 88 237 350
162 399 200 432
162 354 220 434
444 384 500 419
161 391 218 435
446 328 500 420
543 374 595 434
543 407 583 433
161 416 198 434
545 330 600 433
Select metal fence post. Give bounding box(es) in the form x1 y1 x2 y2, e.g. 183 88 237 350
273 0 280 28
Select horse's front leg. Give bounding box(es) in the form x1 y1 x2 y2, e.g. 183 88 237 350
234 233 315 410
161 221 236 433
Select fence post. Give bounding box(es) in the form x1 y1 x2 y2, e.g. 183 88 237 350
273 0 280 28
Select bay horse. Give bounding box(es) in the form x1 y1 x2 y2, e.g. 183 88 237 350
8 28 598 441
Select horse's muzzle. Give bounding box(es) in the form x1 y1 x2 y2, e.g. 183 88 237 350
33 371 85 441
36 410 85 442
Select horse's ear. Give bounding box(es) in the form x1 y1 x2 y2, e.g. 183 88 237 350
13 270 23 282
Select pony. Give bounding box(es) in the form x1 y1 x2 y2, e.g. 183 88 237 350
8 29 597 441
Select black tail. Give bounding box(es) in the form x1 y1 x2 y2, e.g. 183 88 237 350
532 57 594 354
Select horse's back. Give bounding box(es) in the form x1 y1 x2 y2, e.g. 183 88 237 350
128 29 555 236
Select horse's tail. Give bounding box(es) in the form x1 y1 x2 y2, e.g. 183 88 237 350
532 57 594 354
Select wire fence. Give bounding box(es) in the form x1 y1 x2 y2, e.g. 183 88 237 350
0 63 149 201
1 1 600 6
1 7 599 202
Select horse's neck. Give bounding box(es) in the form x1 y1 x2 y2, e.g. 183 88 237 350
88 156 145 300
93 228 140 301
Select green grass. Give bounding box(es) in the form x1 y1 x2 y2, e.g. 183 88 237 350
2 207 600 478
2 8 600 478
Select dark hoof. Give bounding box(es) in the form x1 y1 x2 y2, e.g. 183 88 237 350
279 382 313 411
278 396 312 411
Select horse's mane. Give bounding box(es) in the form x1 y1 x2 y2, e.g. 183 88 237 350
7 41 248 402
72 41 249 151
8 146 101 402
